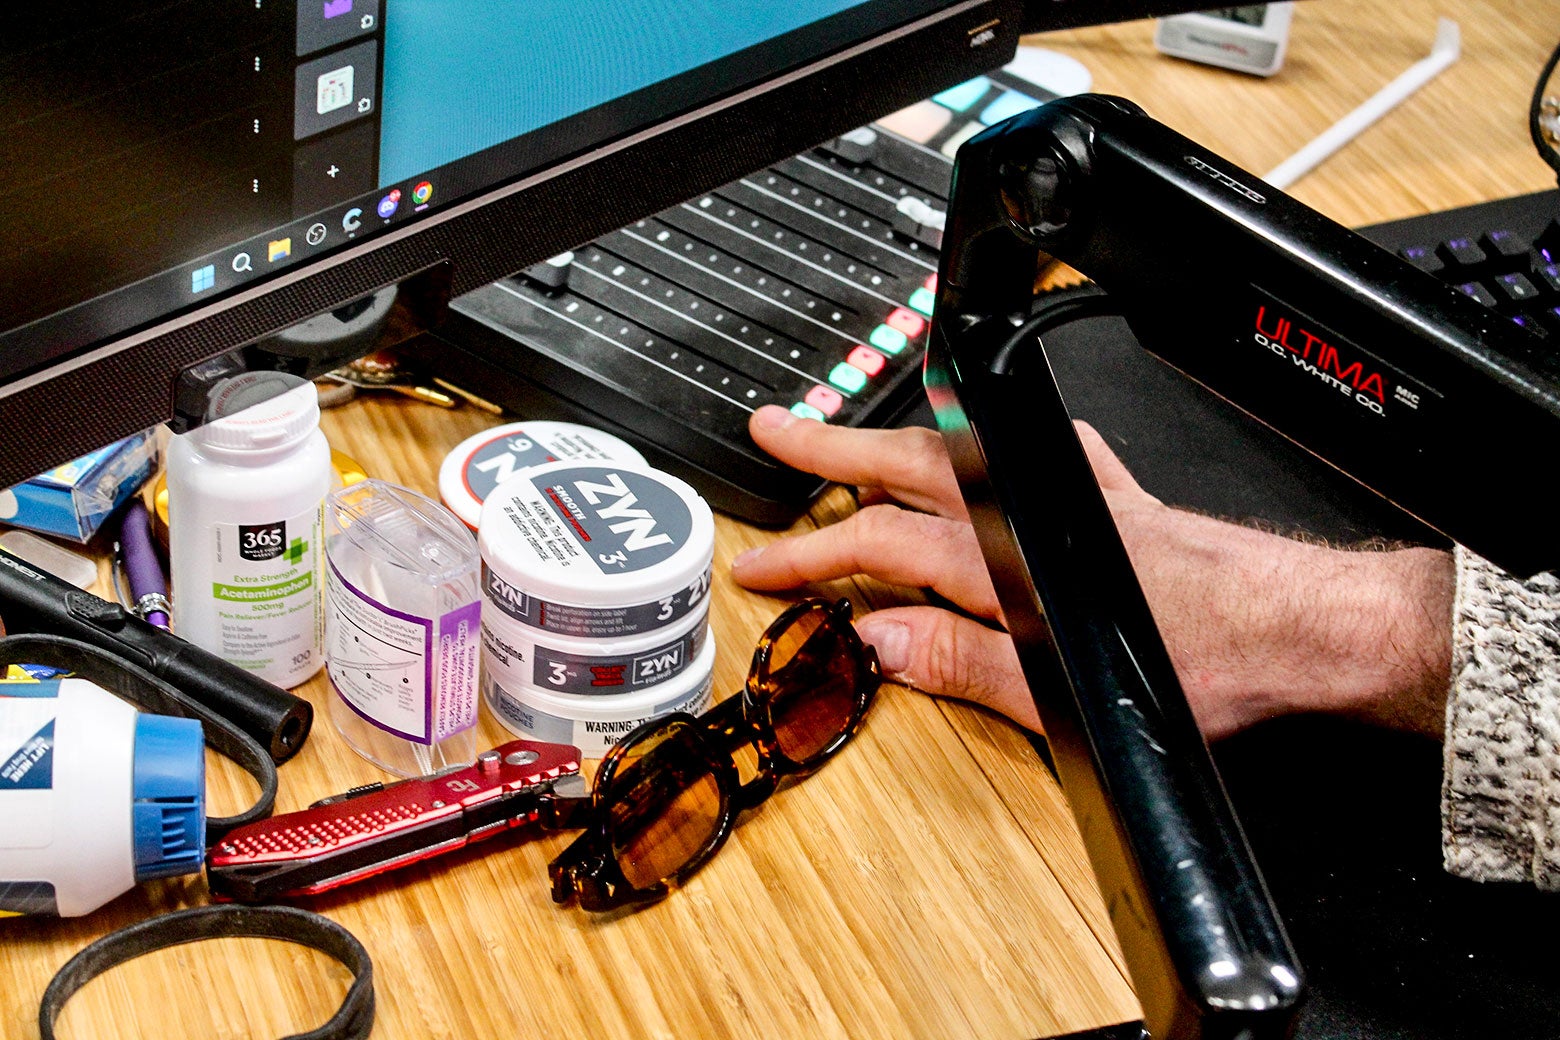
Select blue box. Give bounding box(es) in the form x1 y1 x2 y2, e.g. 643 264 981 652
0 432 158 543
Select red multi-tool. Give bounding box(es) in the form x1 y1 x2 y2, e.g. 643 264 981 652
206 739 590 903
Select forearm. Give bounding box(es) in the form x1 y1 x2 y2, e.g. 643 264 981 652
1119 504 1455 740
1134 507 1560 890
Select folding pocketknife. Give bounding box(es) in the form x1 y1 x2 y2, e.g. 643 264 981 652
207 739 590 903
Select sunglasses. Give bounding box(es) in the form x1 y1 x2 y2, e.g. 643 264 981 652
548 597 880 911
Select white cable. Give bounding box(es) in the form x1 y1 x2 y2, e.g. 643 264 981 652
1264 18 1460 190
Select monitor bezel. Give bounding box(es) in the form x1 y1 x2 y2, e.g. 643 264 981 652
0 0 1024 487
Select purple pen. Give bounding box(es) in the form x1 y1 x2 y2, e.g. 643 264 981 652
118 499 171 629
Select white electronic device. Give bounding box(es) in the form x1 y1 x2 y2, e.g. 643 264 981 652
1 677 205 916
1155 4 1293 78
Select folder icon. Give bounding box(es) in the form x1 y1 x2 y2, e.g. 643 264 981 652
268 238 292 262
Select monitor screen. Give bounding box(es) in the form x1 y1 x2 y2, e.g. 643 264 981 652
0 0 1045 486
3 1 969 386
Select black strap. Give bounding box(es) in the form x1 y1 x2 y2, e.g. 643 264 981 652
39 905 374 1040
0 633 277 841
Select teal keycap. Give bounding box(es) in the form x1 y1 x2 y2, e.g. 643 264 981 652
868 324 909 356
979 89 1042 126
932 76 992 113
828 363 868 395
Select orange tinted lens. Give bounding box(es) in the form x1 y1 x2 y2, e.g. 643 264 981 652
763 608 858 763
607 726 724 890
613 773 722 889
765 606 826 676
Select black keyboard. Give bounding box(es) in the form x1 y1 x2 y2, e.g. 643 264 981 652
431 61 1058 525
1360 188 1560 375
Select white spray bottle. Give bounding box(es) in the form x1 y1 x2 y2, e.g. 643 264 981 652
1 676 204 916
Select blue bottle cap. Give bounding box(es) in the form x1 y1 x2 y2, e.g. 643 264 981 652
131 714 206 881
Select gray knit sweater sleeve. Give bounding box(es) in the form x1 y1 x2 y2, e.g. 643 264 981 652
1442 545 1560 888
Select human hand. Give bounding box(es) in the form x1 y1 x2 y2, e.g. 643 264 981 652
732 405 1455 740
731 405 1039 729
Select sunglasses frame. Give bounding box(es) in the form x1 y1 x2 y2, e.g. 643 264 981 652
549 597 880 911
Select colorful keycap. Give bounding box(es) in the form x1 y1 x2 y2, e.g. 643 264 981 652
868 324 909 356
846 345 886 376
932 77 991 113
887 307 926 337
828 363 868 395
978 89 1042 126
804 384 843 415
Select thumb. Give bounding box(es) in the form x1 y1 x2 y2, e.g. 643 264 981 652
855 607 1041 733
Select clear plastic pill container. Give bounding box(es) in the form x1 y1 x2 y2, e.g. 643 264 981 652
325 479 481 777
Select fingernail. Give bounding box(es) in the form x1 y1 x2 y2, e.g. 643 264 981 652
855 617 909 675
731 546 763 570
752 405 797 432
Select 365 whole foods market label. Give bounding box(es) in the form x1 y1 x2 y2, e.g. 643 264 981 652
208 504 323 681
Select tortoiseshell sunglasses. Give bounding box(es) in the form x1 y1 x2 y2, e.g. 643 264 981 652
549 598 880 911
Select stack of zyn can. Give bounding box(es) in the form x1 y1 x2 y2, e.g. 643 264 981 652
442 421 716 757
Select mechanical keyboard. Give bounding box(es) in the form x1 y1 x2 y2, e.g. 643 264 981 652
1362 188 1560 374
430 59 1060 525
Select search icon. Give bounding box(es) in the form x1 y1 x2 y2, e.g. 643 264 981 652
232 252 253 273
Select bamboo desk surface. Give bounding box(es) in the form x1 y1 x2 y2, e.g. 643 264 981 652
6 2 1559 1036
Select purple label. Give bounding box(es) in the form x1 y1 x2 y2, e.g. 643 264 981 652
435 600 481 739
325 558 478 745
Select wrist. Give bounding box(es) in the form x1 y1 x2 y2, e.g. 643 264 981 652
1273 542 1452 737
1133 507 1454 739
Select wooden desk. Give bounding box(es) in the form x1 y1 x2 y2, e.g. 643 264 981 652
5 2 1558 1036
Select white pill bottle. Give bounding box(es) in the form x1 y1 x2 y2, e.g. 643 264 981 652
166 373 329 688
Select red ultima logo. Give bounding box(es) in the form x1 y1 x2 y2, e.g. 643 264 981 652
1253 304 1388 412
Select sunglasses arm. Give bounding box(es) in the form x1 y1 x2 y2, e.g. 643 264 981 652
548 829 673 911
536 773 592 829
924 94 1303 1039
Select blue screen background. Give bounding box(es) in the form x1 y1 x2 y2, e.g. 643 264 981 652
379 0 869 185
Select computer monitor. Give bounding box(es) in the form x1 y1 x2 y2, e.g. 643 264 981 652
0 1 1196 489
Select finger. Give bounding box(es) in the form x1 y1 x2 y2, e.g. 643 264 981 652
731 504 1000 619
854 606 1041 733
749 406 966 518
1072 420 1161 505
